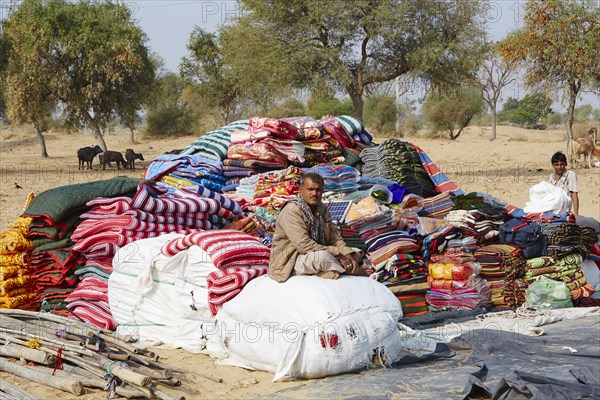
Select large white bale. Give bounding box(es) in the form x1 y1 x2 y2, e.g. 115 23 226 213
109 234 218 352
206 275 403 380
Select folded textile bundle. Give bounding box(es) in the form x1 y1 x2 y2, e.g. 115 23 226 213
145 154 229 193
302 164 361 193
474 244 527 307
180 119 249 160
0 218 36 309
20 177 144 311
361 139 438 198
540 222 598 259
419 191 455 218
68 182 242 328
524 253 594 300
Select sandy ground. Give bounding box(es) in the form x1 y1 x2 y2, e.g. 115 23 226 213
0 124 599 398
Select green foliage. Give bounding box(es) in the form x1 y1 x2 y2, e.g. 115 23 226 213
267 99 307 119
306 98 353 120
0 31 8 123
180 27 239 124
363 95 397 135
502 0 599 139
497 93 552 127
574 104 593 122
502 97 520 111
220 0 487 119
545 112 564 127
4 0 155 149
147 73 186 112
423 85 485 140
145 107 194 137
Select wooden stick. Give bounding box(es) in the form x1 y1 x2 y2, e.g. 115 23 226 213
0 377 40 400
0 358 84 395
128 357 213 381
151 386 186 400
22 365 147 399
96 358 152 387
0 344 55 364
0 309 111 335
126 363 173 380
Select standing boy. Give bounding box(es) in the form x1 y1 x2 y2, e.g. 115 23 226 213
549 151 579 215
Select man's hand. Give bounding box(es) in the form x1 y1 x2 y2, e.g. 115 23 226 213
337 254 358 274
338 252 373 276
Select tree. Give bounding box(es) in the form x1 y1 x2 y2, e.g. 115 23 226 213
498 93 552 127
502 0 599 160
180 27 239 124
267 98 307 119
4 0 155 152
503 97 520 111
220 0 487 120
363 94 397 135
573 104 593 122
423 85 485 140
475 43 518 140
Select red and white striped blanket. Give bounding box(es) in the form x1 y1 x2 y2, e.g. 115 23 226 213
207 266 268 315
161 230 271 269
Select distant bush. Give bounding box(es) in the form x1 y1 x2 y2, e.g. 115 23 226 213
306 98 353 119
144 107 195 137
267 98 306 118
364 95 397 136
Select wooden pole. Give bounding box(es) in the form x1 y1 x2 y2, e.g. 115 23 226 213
0 378 40 400
0 358 84 395
0 344 55 364
22 365 147 399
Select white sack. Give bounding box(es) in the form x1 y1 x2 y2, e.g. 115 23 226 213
206 275 403 380
109 233 218 352
523 181 572 215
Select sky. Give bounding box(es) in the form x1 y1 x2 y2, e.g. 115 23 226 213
129 0 598 110
133 0 522 73
2 0 597 110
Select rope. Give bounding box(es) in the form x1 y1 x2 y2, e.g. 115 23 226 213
35 301 49 319
52 347 63 375
103 361 126 400
24 337 41 349
475 303 551 321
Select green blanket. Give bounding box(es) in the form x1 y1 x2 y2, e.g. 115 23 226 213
23 176 146 227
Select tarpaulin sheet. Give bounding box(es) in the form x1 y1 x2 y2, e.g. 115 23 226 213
268 313 600 400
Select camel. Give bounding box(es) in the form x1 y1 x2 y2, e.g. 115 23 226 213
571 137 600 169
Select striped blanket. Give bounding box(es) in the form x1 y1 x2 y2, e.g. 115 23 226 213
161 230 271 269
207 267 268 315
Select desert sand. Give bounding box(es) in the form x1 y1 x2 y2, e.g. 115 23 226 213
0 124 598 399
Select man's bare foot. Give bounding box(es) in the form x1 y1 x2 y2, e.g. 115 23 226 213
316 271 340 280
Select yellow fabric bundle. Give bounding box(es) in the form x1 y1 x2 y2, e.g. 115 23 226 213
0 292 36 309
161 175 195 188
346 196 380 223
11 216 32 232
0 275 31 296
0 228 34 254
0 252 28 267
0 265 22 280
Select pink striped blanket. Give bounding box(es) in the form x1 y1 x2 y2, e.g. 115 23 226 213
161 230 271 269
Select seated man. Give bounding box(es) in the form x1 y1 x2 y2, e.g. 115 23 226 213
268 172 370 282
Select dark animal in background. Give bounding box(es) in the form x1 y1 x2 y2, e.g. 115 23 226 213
125 149 144 170
100 151 128 170
77 145 103 170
